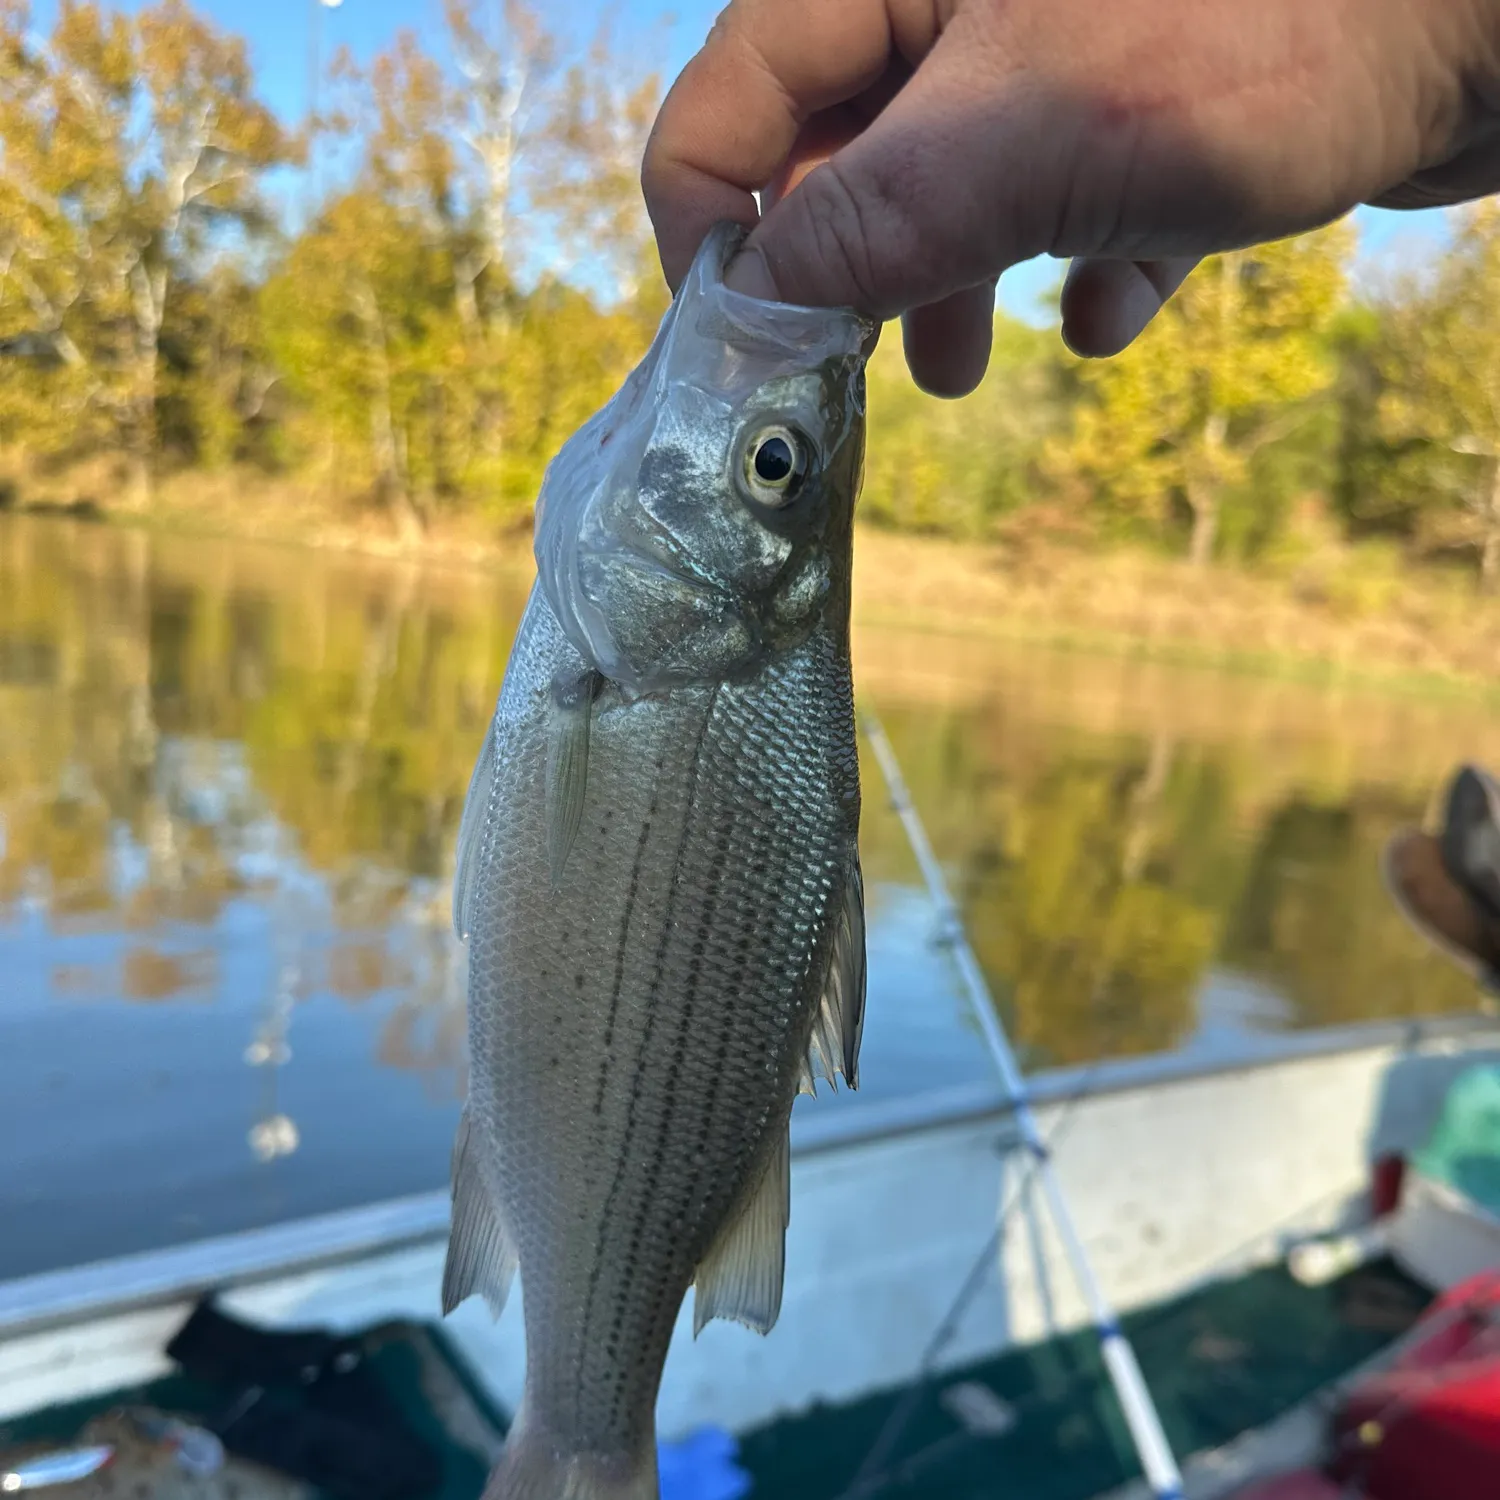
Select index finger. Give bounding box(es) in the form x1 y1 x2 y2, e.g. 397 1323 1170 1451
641 0 903 289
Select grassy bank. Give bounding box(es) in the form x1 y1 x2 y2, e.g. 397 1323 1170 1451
6 460 1499 700
849 531 1500 702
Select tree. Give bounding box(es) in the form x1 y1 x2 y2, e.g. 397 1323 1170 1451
259 10 663 530
157 260 281 470
0 0 137 458
1056 228 1351 565
1372 202 1500 590
261 187 467 536
0 0 291 499
861 313 1067 538
441 0 553 330
536 20 665 305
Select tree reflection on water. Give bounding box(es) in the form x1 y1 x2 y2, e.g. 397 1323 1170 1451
1 511 1494 1092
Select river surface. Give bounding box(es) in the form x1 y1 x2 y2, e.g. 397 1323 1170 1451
1 514 1494 1279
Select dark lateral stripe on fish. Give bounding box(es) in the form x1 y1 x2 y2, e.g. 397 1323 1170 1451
604 717 726 1380
572 783 657 1416
579 706 715 1414
593 806 657 1120
624 730 742 1359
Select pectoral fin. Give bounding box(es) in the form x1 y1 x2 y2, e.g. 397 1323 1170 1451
800 850 867 1095
547 669 601 887
441 1108 518 1319
453 723 498 941
693 1128 791 1337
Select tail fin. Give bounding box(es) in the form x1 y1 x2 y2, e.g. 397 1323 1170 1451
482 1408 658 1500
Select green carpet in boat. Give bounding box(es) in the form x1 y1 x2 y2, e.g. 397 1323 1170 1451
0 1320 504 1500
734 1256 1432 1500
0 1258 1430 1500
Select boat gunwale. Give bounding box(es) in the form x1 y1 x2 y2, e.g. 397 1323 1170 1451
1 1010 1492 1342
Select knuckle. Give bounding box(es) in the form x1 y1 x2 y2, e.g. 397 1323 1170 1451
790 157 912 315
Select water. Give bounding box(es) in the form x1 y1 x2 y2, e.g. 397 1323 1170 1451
1 514 1494 1280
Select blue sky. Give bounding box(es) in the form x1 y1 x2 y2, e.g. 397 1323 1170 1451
46 0 1454 323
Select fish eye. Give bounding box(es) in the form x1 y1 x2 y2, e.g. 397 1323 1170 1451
742 425 808 508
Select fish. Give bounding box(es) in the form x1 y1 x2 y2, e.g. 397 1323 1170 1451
441 220 876 1500
1383 761 1500 988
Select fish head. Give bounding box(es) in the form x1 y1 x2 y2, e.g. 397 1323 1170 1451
534 222 874 694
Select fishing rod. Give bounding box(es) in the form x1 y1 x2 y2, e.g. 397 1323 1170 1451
858 707 1187 1500
838 1053 1108 1500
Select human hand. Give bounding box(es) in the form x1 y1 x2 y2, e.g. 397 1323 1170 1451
641 0 1500 396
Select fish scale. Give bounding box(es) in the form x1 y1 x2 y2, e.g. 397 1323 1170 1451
443 222 872 1500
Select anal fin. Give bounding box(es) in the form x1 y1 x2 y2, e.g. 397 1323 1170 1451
442 1107 519 1319
547 669 601 887
693 1128 790 1337
803 849 867 1094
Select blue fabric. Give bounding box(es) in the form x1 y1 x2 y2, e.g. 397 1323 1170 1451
659 1427 753 1500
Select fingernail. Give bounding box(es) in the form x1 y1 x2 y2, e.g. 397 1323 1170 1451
724 245 779 301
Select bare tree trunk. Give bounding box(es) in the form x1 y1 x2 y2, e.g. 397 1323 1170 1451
1186 411 1229 567
453 254 482 337
1186 483 1220 567
129 343 157 509
369 401 423 544
125 260 166 509
355 280 424 543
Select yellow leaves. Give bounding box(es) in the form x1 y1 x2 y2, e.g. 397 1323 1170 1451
1055 226 1351 557
248 0 662 522
134 0 290 184
861 312 1061 537
260 179 651 524
0 0 291 482
1369 201 1500 578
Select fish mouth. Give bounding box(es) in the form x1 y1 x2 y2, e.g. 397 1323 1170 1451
587 542 729 607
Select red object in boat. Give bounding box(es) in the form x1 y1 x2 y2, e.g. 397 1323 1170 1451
1324 1268 1500 1500
1369 1153 1406 1218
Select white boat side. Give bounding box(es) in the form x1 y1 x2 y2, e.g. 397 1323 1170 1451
2 1013 1495 1445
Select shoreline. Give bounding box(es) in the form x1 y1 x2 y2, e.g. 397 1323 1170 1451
7 494 1499 704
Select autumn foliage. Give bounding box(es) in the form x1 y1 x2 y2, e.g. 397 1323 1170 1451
2 0 1500 589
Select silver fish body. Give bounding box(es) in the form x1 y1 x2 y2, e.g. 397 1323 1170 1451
443 224 875 1500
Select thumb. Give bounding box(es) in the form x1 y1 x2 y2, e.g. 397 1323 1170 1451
722 15 1060 315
